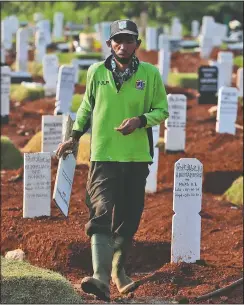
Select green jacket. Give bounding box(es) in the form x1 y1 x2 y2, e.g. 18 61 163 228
72 60 169 162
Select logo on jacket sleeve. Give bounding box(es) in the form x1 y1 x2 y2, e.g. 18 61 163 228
135 80 146 90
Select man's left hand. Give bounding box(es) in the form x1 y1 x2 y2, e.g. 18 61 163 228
115 117 141 135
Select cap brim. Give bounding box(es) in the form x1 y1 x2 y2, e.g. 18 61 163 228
110 30 138 39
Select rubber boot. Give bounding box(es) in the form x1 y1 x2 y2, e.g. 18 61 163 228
111 236 138 294
81 233 113 301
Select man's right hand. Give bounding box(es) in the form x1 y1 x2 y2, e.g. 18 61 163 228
56 138 78 160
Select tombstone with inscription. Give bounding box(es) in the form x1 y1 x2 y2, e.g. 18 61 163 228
55 65 75 115
42 115 64 153
53 12 64 40
198 66 218 104
16 28 29 72
216 86 238 135
23 153 51 218
217 52 233 88
171 158 203 263
145 125 160 193
146 27 158 51
1 66 11 124
42 54 59 96
158 49 170 85
236 68 243 97
164 94 187 153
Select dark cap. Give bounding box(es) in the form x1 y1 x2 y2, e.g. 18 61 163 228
110 19 139 39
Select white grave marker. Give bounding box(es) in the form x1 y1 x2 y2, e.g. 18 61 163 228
171 18 182 40
158 49 171 84
236 68 243 97
1 19 12 50
217 52 233 87
23 153 51 218
55 65 75 114
1 66 11 122
16 28 29 72
200 36 213 59
1 47 6 64
158 34 170 53
100 22 111 59
72 59 79 84
146 27 158 51
35 30 46 63
171 158 203 263
42 115 64 153
164 94 187 152
53 12 64 40
191 20 199 38
42 54 59 96
145 125 160 193
216 86 238 135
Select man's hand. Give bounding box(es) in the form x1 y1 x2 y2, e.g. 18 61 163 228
115 117 141 135
56 138 78 160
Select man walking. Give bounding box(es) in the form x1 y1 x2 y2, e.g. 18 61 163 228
56 19 169 301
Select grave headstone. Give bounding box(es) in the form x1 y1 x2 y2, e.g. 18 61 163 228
100 22 111 59
171 158 203 263
145 125 160 193
217 51 233 87
16 27 29 72
42 54 59 96
42 115 64 153
212 23 227 47
1 47 6 64
53 12 64 40
36 20 51 45
1 19 13 50
171 18 182 40
33 13 44 23
164 94 187 152
191 20 199 38
199 35 213 59
158 34 170 53
53 115 77 216
198 66 218 104
55 65 75 114
72 59 79 84
201 16 215 37
216 86 238 135
1 66 11 124
8 15 19 34
35 30 46 63
146 27 158 51
23 153 51 218
158 49 170 85
236 68 243 97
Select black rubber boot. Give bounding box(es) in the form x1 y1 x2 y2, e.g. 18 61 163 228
81 234 113 301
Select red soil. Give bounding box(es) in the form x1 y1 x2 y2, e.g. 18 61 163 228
1 51 243 304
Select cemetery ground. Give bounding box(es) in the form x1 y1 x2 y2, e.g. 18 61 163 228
1 51 244 304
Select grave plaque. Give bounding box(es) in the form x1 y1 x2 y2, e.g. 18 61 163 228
42 54 59 96
55 65 75 114
164 94 187 152
16 28 29 72
145 125 160 193
216 86 238 135
198 66 218 104
23 153 51 218
41 115 63 153
171 158 203 263
1 66 11 124
217 51 233 87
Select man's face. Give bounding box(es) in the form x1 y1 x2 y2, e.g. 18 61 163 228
106 34 139 59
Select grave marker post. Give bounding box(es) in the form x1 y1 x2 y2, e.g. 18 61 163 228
16 28 29 72
198 66 218 104
1 66 11 124
42 54 59 96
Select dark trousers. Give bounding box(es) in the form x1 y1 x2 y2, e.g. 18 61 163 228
85 161 149 239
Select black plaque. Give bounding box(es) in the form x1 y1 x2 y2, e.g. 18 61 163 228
198 66 218 104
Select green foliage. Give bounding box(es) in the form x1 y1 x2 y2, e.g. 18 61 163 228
10 84 44 103
233 56 243 68
168 72 198 89
57 52 76 65
224 176 243 206
75 53 103 60
1 136 23 169
78 70 88 86
1 257 83 304
70 94 84 112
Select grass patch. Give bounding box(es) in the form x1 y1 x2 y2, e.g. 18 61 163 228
10 84 44 103
223 176 243 206
22 131 42 153
168 72 198 89
220 42 228 50
11 61 43 77
1 257 83 304
70 94 84 112
1 136 23 169
57 52 102 65
233 56 243 68
75 52 103 60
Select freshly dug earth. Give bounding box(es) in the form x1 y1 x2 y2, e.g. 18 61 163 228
1 52 243 304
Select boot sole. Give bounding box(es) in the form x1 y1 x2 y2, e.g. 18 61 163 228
81 280 110 302
119 281 139 294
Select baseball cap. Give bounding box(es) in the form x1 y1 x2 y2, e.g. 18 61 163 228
109 20 139 39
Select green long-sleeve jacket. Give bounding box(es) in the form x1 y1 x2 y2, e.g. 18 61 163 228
72 59 169 162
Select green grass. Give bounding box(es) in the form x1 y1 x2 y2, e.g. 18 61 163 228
57 52 102 65
1 257 83 304
70 94 84 112
11 61 43 77
220 42 228 50
168 72 198 89
224 176 243 206
1 136 23 169
10 84 44 103
233 56 243 68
